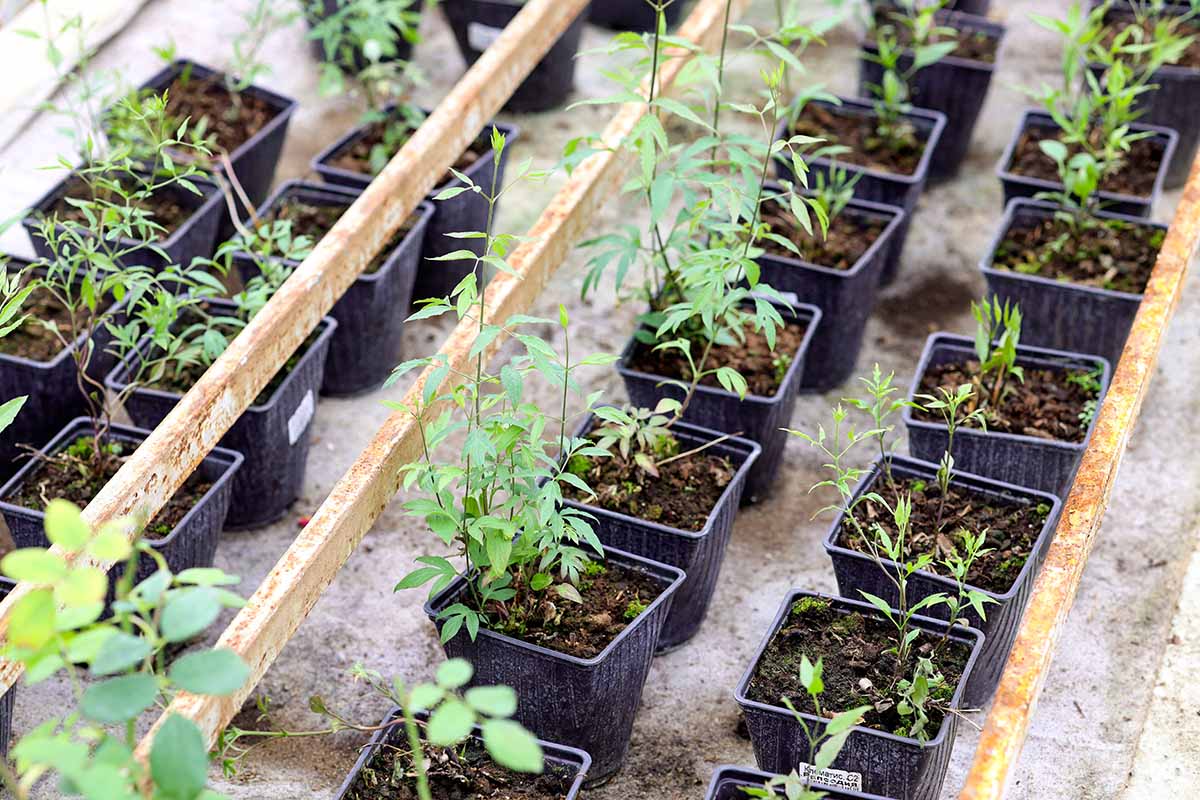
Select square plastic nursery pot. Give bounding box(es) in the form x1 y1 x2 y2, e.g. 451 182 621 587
589 0 687 31
996 110 1178 219
755 185 905 391
134 59 298 240
981 198 1164 369
859 10 1005 181
0 417 242 586
902 333 1111 497
0 262 124 483
734 591 985 800
105 299 337 530
562 415 760 653
440 0 587 112
1088 3 1200 189
705 765 897 800
22 171 225 272
774 97 947 286
823 455 1062 707
424 547 685 784
615 299 820 503
332 708 592 799
311 107 518 303
229 180 434 397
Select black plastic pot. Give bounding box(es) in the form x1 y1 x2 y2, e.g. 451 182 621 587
106 301 337 529
134 59 298 240
22 171 224 271
440 0 587 113
311 107 518 303
873 0 991 16
755 186 904 391
981 198 1163 369
775 97 947 285
824 455 1061 707
705 766 896 800
0 263 124 483
424 547 685 784
230 180 434 397
615 299 820 502
734 591 984 800
0 418 242 585
333 707 591 799
996 110 1178 219
562 416 759 653
859 11 1004 181
902 334 1111 497
589 0 687 31
304 0 424 71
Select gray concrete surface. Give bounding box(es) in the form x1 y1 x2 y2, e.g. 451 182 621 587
0 1 1197 798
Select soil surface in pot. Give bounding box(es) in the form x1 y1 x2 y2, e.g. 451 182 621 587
344 736 576 800
760 199 886 270
257 197 415 274
992 213 1164 294
628 319 807 398
745 596 971 737
790 104 928 176
913 359 1102 443
328 113 492 187
840 475 1053 593
9 435 211 538
45 176 192 239
869 19 999 64
564 438 734 532
1008 129 1165 198
1102 12 1200 70
0 289 98 362
162 75 280 156
468 561 665 659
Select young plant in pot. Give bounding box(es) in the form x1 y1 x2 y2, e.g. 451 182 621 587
307 5 518 301
1089 0 1200 188
0 500 251 799
983 142 1167 367
859 0 1006 181
793 366 1062 705
902 298 1111 496
439 0 588 112
391 133 684 784
305 0 425 71
223 179 435 396
999 2 1179 218
589 0 688 31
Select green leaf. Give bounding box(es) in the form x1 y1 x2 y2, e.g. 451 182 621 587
90 631 153 677
436 658 474 690
2 548 67 583
426 698 475 746
81 673 158 723
168 649 250 695
175 568 240 587
150 714 209 799
43 499 89 553
54 566 107 608
160 587 221 643
9 588 56 649
464 685 517 717
481 719 543 773
87 521 133 562
0 396 27 438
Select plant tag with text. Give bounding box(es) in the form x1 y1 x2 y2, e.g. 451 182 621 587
797 763 862 792
288 390 315 446
468 22 503 52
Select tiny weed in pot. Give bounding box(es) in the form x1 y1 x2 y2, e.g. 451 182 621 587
0 499 249 799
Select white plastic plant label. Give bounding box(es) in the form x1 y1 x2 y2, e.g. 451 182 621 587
796 763 862 792
287 390 315 446
468 21 503 51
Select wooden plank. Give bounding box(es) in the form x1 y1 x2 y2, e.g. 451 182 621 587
958 157 1200 797
132 0 750 758
0 0 591 697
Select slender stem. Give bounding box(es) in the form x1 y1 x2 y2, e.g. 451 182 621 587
402 704 432 800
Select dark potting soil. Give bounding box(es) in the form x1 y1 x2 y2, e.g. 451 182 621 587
45 176 191 239
869 18 999 64
914 359 1102 444
329 118 491 187
162 75 279 156
790 103 928 176
992 213 1164 294
0 289 89 362
840 476 1053 594
628 319 807 398
564 442 734 532
471 561 665 659
1102 13 1200 71
344 735 575 800
262 198 414 274
10 436 211 538
745 597 971 737
1008 130 1165 198
760 199 886 270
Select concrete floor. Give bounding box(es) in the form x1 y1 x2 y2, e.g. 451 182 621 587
0 1 1197 798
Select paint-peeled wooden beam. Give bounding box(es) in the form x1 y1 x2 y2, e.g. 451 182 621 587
959 157 1200 799
0 0 591 696
133 0 751 760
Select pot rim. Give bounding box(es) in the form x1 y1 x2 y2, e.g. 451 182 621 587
705 765 897 800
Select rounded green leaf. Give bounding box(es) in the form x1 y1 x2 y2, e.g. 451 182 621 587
9 588 56 650
90 631 153 677
175 568 240 587
44 500 89 553
150 713 208 799
425 699 475 746
81 673 158 723
54 566 107 608
481 719 543 773
436 658 473 690
160 587 221 643
464 685 517 718
168 649 250 696
2 548 67 583
87 521 133 562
